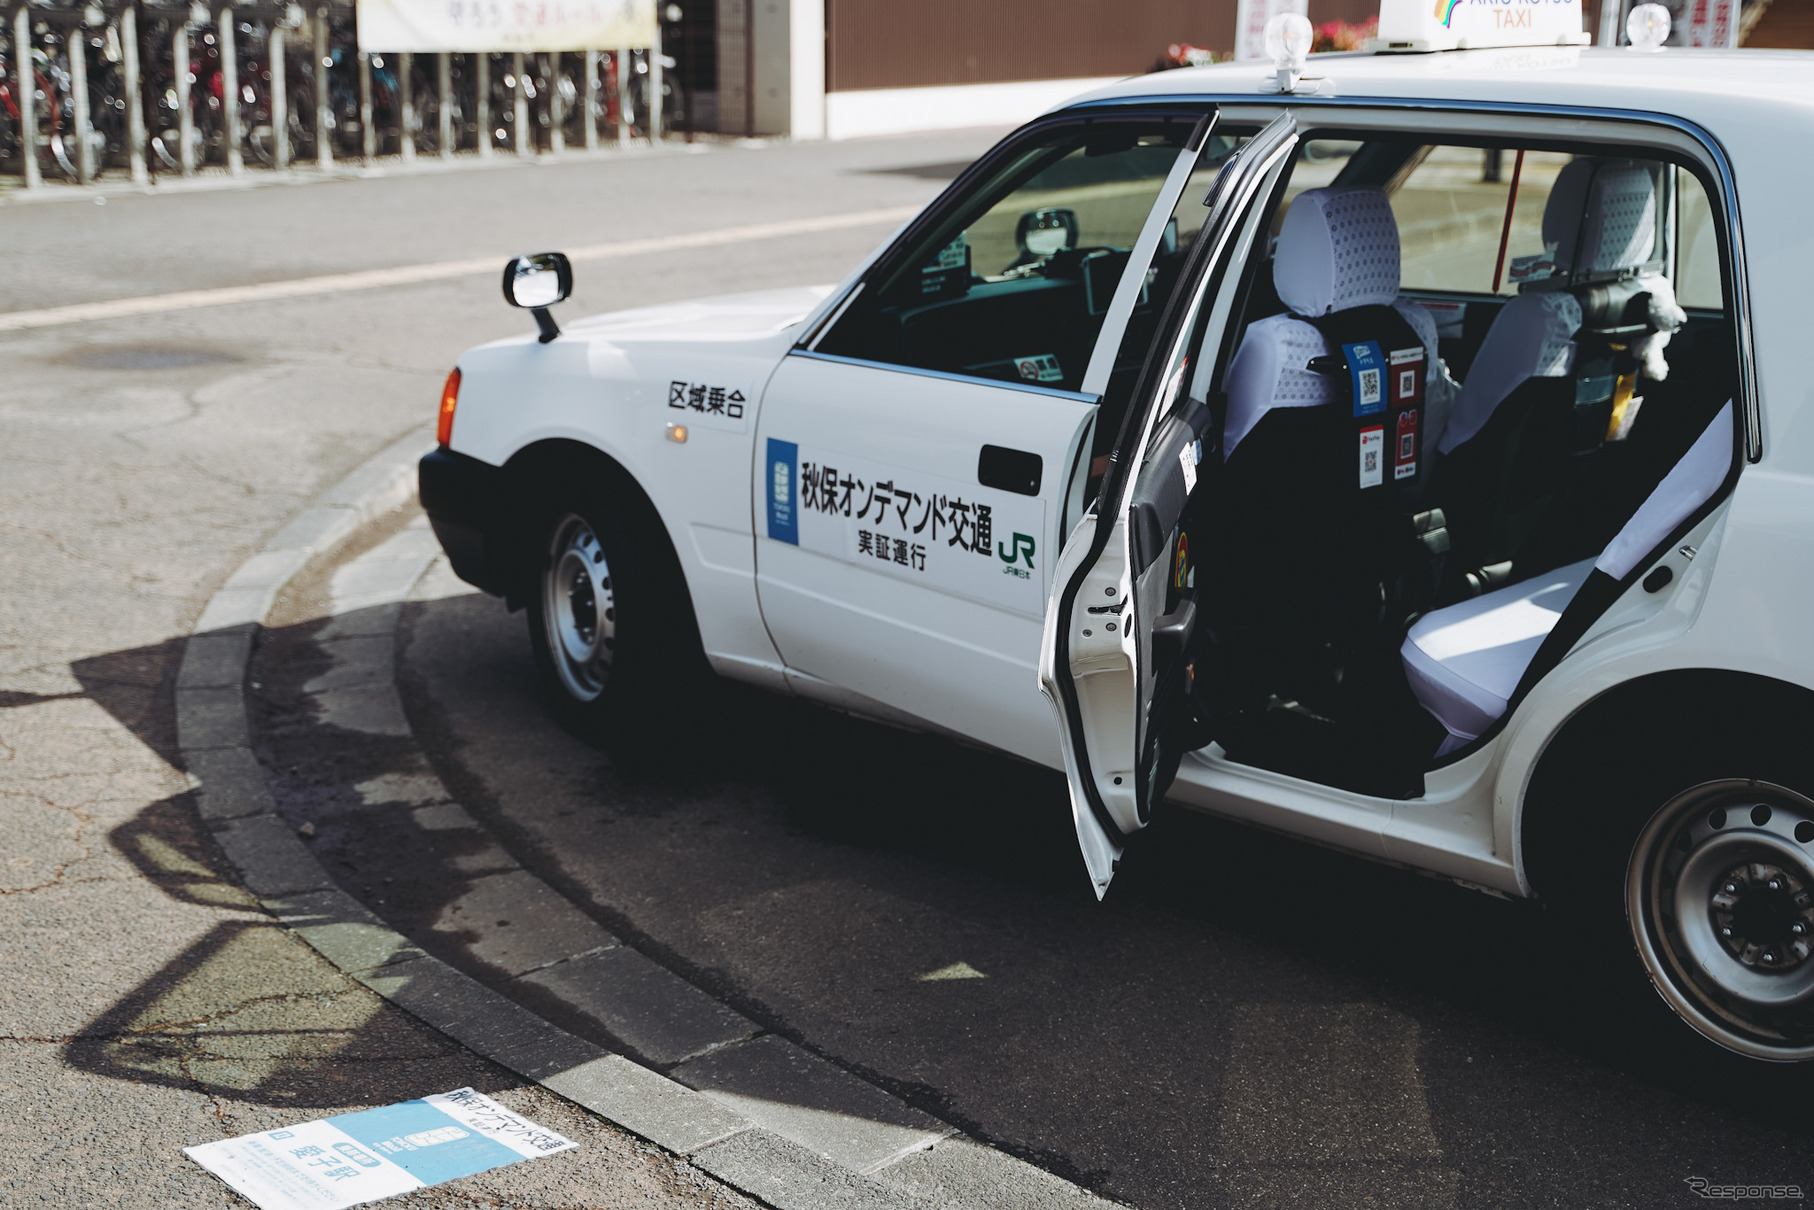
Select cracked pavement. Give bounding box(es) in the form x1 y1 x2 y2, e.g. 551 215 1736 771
0 132 987 1206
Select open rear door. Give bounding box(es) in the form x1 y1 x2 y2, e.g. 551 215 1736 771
1039 113 1300 898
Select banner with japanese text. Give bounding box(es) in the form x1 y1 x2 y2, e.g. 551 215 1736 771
1677 0 1737 48
356 0 657 53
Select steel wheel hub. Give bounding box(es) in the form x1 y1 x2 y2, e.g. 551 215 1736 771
1710 861 1814 972
542 515 615 702
1629 780 1814 1060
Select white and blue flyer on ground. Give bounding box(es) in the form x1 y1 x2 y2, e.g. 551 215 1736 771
184 1087 578 1209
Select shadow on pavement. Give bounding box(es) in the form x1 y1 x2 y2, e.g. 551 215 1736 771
387 587 1814 1208
45 601 1814 1208
47 636 520 1113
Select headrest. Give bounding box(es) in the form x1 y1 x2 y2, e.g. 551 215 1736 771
1274 187 1401 318
1439 291 1582 455
1542 159 1658 279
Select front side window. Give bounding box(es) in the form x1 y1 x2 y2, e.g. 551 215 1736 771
816 120 1221 393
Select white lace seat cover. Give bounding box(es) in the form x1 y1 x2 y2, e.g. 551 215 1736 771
1439 291 1582 455
1223 187 1444 458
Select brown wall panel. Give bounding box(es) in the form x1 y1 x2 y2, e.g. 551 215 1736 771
826 0 1381 92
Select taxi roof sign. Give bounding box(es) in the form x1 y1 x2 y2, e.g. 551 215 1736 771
1376 0 1593 51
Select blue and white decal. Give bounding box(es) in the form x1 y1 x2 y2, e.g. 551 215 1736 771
766 438 800 545
763 442 1048 616
1343 340 1387 417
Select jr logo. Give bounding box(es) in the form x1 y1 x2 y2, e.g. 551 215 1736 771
999 532 1036 580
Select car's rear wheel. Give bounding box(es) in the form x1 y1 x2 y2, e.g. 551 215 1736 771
1627 778 1814 1061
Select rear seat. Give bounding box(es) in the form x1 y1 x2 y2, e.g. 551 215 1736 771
1402 559 1595 756
1402 401 1733 756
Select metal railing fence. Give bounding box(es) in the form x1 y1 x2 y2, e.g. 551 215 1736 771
3 0 680 188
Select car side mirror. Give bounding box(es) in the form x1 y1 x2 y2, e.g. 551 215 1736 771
502 252 572 344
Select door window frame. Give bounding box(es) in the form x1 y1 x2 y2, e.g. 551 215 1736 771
1066 95 1758 461
1045 98 1754 811
793 104 1218 400
1046 111 1303 845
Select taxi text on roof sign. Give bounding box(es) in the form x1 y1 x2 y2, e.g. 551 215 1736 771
1376 0 1593 51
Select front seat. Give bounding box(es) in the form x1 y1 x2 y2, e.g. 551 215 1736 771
1205 186 1449 717
1433 157 1685 590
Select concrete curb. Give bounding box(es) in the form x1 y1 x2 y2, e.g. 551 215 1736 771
176 430 1120 1210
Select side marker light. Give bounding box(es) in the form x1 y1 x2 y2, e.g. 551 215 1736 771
666 423 688 443
436 367 461 446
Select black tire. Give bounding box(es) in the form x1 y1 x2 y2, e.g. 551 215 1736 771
1534 711 1814 1063
523 484 705 748
1626 776 1814 1061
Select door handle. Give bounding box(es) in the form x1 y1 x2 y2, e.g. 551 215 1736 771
978 444 1042 496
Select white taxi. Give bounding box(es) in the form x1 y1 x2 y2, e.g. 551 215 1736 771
420 3 1814 1061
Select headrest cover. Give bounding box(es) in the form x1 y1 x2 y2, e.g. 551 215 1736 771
1542 159 1658 278
1274 187 1401 318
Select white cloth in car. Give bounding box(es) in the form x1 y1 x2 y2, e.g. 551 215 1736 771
1402 558 1595 754
1223 301 1448 457
1403 401 1734 754
1596 400 1733 579
1545 158 1659 276
1441 158 1680 459
1274 187 1405 317
1437 292 1582 455
1224 186 1454 460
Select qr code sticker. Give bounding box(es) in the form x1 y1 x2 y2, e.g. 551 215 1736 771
1399 369 1416 398
1359 368 1381 405
1400 432 1414 458
1364 448 1378 473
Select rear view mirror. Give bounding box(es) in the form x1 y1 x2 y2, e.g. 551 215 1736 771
502 252 572 342
1017 208 1079 260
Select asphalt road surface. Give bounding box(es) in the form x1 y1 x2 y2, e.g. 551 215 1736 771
357 558 1813 1210
0 133 988 1207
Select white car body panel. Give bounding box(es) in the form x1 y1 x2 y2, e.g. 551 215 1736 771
752 351 1096 766
449 287 831 685
436 48 1814 904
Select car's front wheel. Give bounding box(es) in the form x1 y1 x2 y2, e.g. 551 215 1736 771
1627 778 1814 1061
524 487 702 741
539 512 617 702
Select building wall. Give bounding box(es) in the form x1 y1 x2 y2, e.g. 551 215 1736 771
1743 0 1814 46
717 0 750 134
824 0 1379 92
